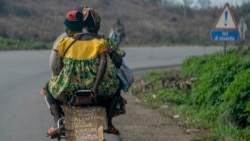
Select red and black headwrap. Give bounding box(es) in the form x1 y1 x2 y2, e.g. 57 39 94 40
64 10 84 31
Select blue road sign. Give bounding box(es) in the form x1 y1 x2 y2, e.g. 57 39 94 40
211 30 239 41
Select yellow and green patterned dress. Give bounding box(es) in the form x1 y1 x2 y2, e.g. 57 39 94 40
48 36 120 103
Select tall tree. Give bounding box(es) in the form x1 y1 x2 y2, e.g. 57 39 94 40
197 0 211 8
183 0 192 17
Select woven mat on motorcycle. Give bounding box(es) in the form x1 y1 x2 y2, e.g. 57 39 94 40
64 106 107 141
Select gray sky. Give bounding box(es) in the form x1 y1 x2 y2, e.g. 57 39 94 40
174 0 244 7
210 0 243 7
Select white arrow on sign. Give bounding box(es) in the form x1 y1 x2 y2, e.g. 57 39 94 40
213 3 238 30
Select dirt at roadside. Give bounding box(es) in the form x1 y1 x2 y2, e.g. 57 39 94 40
113 93 197 141
113 68 199 141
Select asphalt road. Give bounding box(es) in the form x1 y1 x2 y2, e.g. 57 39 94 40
0 46 223 141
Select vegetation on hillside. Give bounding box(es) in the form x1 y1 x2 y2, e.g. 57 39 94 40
0 0 249 48
0 37 51 50
132 46 250 140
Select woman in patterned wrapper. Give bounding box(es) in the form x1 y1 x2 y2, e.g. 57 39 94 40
82 7 126 135
42 8 120 136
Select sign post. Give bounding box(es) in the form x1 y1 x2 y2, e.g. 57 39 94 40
211 3 239 54
238 18 248 49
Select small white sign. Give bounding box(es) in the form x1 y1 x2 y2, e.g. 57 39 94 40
238 18 248 40
213 3 238 30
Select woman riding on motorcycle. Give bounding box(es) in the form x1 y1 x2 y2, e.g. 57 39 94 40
44 8 120 136
82 7 126 135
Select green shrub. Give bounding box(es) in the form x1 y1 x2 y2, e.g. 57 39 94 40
220 68 250 127
181 51 238 107
133 48 250 139
0 36 51 50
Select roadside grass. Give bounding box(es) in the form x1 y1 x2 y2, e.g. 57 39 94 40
0 36 51 50
132 46 250 141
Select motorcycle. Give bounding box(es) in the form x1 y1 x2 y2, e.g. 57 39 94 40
44 90 121 141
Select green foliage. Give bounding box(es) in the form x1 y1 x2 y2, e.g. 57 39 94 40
220 68 250 127
0 36 51 50
181 49 250 128
181 52 222 77
137 87 186 109
134 48 250 139
188 51 240 107
135 70 186 107
180 48 250 139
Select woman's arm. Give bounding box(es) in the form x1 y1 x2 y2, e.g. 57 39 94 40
49 50 63 77
49 33 68 77
91 52 107 96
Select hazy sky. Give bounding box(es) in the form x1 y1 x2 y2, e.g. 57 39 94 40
210 0 244 7
174 0 244 7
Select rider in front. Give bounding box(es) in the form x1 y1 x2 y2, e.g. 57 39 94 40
109 18 126 46
43 8 120 137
